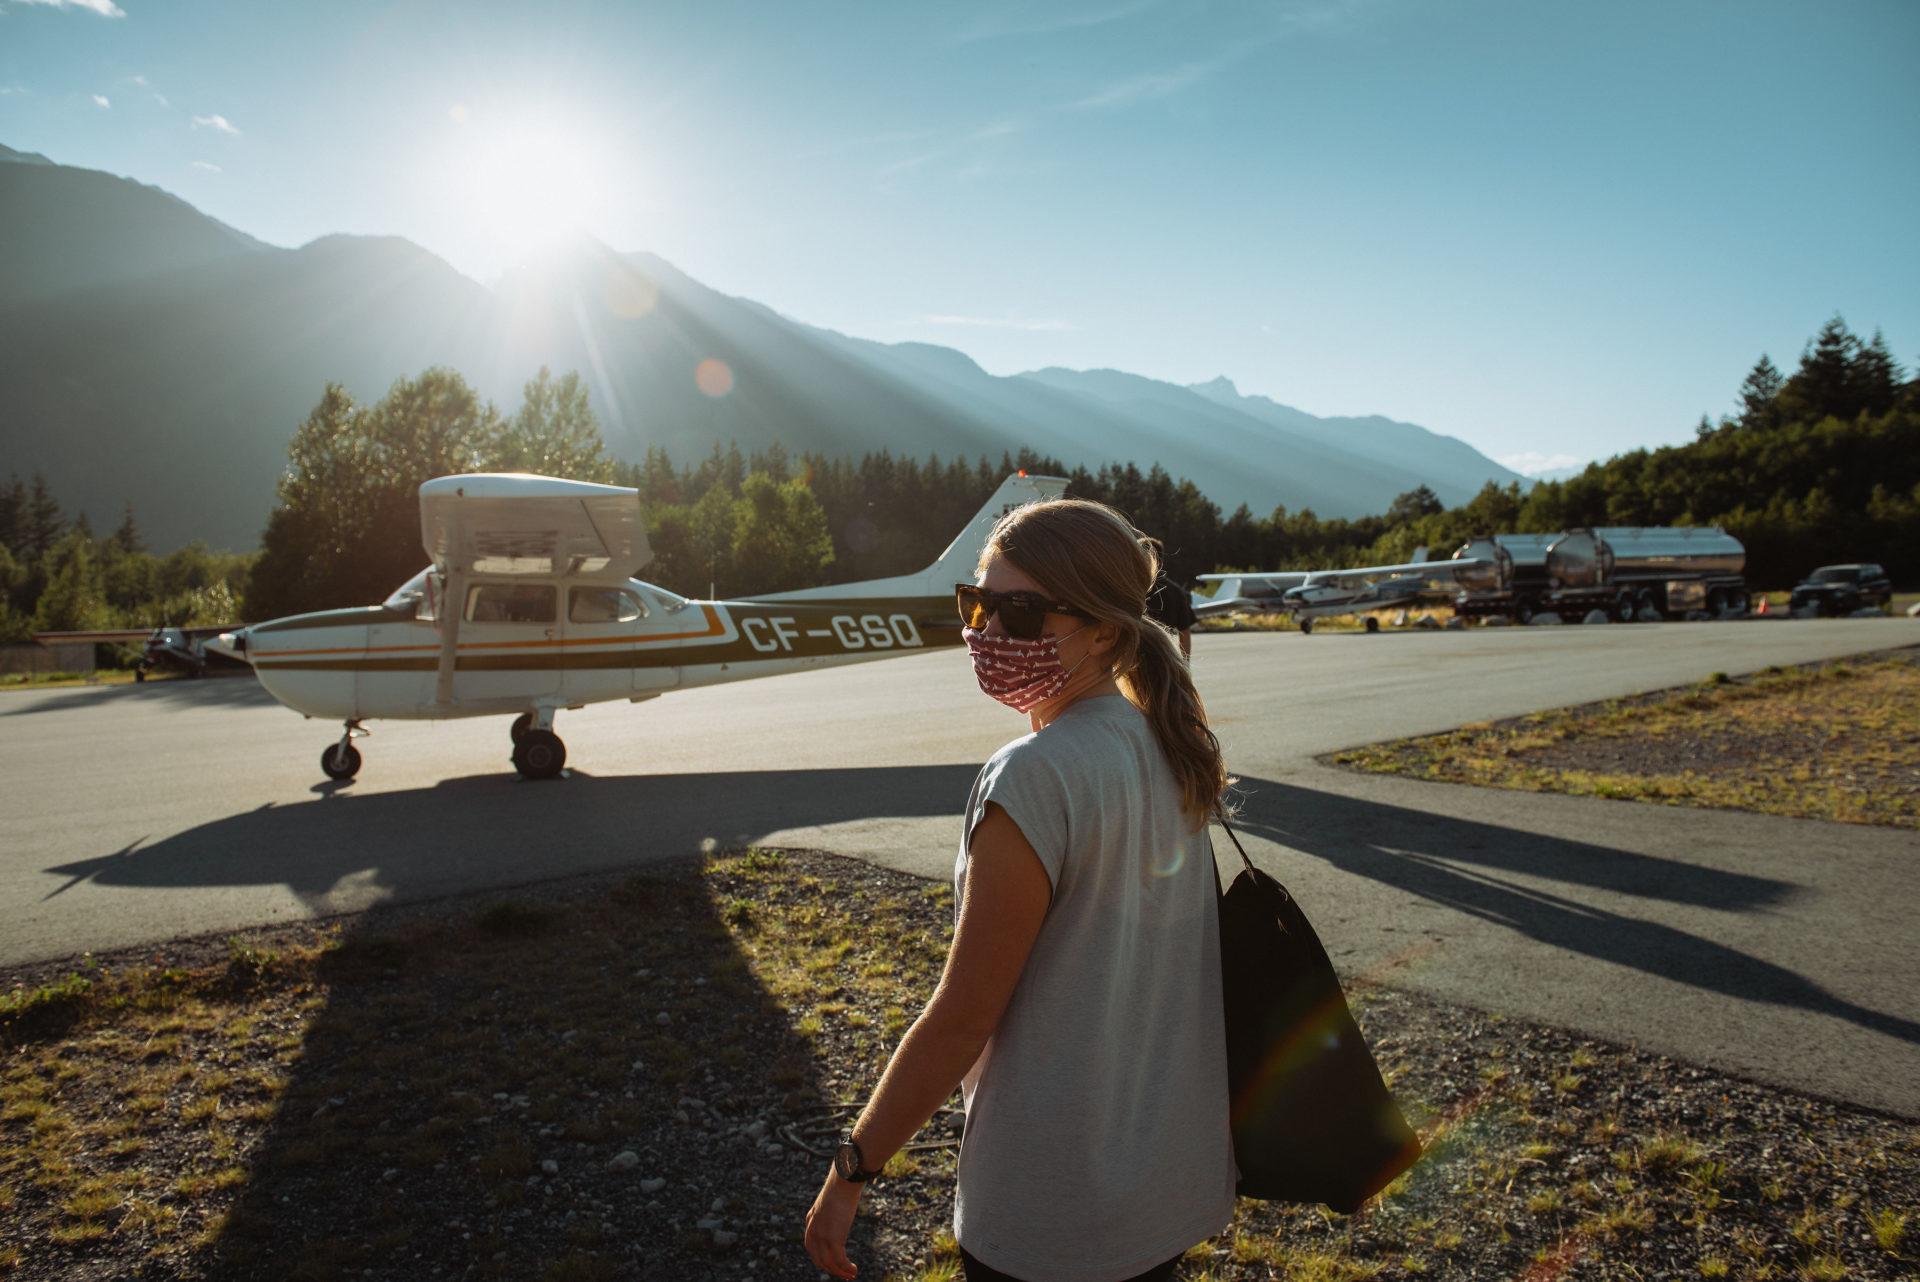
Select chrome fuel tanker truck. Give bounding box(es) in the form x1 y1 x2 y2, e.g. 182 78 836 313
1449 526 1748 623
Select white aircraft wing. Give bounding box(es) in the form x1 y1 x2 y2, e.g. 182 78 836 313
1307 558 1493 591
419 473 651 584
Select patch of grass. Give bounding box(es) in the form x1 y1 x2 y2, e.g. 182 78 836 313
1329 655 1920 827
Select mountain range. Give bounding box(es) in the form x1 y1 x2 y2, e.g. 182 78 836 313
0 143 1524 551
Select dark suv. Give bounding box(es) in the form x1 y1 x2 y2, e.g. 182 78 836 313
1788 564 1894 616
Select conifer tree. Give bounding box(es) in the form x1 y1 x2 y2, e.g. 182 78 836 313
23 474 64 564
0 474 23 557
1850 329 1904 418
1778 315 1861 423
1735 355 1783 432
112 502 145 555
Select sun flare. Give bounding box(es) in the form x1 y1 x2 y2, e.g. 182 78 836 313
455 116 614 261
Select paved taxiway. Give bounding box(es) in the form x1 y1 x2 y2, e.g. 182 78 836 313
3 617 1916 1117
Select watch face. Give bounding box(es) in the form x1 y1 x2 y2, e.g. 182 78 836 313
834 1143 858 1181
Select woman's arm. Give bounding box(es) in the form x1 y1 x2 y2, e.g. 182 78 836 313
804 802 1053 1279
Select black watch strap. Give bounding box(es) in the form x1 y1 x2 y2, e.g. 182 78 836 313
834 1131 881 1183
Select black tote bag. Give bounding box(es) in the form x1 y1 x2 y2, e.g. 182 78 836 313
1213 816 1422 1213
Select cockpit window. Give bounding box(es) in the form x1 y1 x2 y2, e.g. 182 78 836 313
383 568 438 621
569 587 644 623
466 583 556 624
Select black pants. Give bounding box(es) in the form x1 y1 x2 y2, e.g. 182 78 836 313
959 1245 1183 1282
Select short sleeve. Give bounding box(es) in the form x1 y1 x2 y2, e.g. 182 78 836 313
970 738 1072 889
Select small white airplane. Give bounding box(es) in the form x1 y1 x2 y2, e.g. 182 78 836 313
1189 572 1311 618
211 471 1067 782
1195 551 1491 633
34 623 242 680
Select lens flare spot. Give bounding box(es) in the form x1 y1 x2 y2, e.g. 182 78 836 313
606 266 659 319
696 358 735 398
1151 842 1186 877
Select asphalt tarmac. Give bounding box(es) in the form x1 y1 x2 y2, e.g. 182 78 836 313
3 616 1916 1117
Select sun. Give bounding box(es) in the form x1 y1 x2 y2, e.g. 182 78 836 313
455 115 614 261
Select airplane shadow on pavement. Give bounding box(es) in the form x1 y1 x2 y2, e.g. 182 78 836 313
41 763 985 910
1228 775 1920 1048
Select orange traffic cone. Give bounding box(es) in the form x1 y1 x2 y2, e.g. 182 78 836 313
1757 598 1768 615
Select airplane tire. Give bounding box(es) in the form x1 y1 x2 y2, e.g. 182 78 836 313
1298 619 1313 635
321 742 362 781
509 712 533 745
514 730 567 781
1364 617 1380 634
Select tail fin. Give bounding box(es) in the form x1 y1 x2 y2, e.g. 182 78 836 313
752 473 1069 601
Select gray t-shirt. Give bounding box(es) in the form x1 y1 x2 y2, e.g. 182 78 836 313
953 695 1236 1282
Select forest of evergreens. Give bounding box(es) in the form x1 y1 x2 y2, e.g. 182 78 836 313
3 315 1912 652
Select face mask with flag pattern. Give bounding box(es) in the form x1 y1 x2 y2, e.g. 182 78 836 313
963 625 1089 714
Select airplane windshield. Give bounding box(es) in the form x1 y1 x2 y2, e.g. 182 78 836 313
383 568 438 620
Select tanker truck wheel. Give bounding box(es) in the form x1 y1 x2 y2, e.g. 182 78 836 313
1513 602 1534 625
1613 595 1636 623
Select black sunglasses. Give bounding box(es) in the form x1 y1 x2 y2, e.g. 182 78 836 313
955 583 1095 640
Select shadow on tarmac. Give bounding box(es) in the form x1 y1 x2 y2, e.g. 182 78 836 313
1229 774 1920 1048
42 763 984 907
39 762 1918 1051
1 670 273 716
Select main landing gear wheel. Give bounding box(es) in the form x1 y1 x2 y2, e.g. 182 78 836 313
513 729 567 781
1364 616 1380 634
321 742 362 781
509 712 533 745
1298 618 1314 634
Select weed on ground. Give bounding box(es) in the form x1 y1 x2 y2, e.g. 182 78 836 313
1329 651 1920 828
2 851 1915 1280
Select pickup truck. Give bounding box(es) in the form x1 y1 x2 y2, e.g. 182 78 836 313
1787 563 1894 616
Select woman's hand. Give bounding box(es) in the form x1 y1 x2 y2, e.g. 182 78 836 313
804 1170 864 1279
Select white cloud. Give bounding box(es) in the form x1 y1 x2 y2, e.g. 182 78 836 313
953 1 1157 45
191 160 221 172
1497 451 1588 477
192 113 240 136
130 74 148 86
1073 62 1211 110
0 85 29 96
152 93 168 106
92 93 110 108
912 314 1076 332
16 0 125 16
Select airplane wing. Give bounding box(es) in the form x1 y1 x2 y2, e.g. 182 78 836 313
1309 558 1493 590
34 629 154 645
419 473 651 584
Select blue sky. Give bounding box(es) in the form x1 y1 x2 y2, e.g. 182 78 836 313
4 0 1916 477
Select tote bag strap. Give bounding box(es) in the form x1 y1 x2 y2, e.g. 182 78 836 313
1210 805 1257 878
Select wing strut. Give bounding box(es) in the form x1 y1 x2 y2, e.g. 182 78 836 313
434 569 464 708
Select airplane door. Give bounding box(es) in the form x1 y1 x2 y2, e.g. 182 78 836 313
456 581 563 705
558 584 681 704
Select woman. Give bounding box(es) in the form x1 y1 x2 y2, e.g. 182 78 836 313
805 499 1235 1282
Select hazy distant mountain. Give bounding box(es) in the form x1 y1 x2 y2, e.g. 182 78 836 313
0 147 1524 551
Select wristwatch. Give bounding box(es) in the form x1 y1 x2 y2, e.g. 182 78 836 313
833 1131 882 1183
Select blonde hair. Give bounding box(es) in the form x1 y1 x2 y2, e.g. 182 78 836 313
981 499 1227 826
